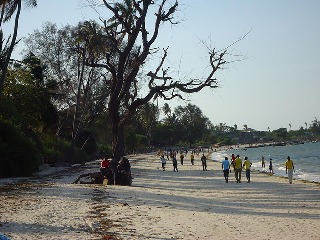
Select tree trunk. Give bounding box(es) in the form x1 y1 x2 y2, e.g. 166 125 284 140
108 108 132 186
112 118 125 161
0 1 21 94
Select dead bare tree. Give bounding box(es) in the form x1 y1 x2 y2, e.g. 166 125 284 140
86 0 228 165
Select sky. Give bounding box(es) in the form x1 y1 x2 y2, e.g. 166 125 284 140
2 0 320 131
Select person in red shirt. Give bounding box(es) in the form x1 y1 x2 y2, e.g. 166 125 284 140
100 156 111 177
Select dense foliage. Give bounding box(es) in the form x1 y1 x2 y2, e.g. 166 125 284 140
0 55 88 177
0 117 39 177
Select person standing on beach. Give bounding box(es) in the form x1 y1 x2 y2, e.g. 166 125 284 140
269 158 273 174
190 153 195 165
234 155 243 183
231 154 236 171
173 155 178 172
222 157 230 183
100 156 111 177
285 156 295 184
243 157 252 183
261 156 265 168
160 154 166 171
201 153 207 171
180 153 184 165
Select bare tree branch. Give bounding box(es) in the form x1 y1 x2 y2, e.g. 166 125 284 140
83 0 236 159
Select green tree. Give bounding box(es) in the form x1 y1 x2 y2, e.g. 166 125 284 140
0 117 39 177
0 53 58 176
157 106 179 146
152 122 174 147
135 102 159 145
310 117 320 134
272 128 288 141
0 0 37 93
1 54 89 167
174 103 211 146
3 55 57 131
23 22 109 144
162 103 171 117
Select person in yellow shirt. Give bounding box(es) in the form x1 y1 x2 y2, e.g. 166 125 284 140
243 157 252 183
190 153 195 165
234 155 242 183
285 156 295 184
180 153 184 165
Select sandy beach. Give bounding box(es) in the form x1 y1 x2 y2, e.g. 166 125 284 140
0 152 319 240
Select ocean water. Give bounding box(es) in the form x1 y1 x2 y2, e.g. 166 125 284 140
210 141 320 183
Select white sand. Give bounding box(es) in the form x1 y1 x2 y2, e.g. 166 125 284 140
0 153 319 240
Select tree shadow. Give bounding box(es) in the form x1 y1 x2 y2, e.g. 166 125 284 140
119 159 320 220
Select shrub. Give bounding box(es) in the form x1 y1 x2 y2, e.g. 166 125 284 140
0 118 40 177
42 135 88 165
98 144 113 158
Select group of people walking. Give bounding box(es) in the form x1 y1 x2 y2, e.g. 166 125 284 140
159 149 295 184
222 155 252 183
159 149 208 172
222 154 295 184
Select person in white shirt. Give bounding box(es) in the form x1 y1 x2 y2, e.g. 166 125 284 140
160 155 166 171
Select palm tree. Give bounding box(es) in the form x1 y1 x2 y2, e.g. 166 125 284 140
162 103 171 117
137 103 159 144
0 0 37 93
74 20 110 61
0 0 37 25
71 20 110 140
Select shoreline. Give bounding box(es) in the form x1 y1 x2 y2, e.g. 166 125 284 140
210 158 320 186
1 153 320 239
210 142 320 184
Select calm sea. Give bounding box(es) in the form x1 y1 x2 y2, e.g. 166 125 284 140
210 141 320 183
